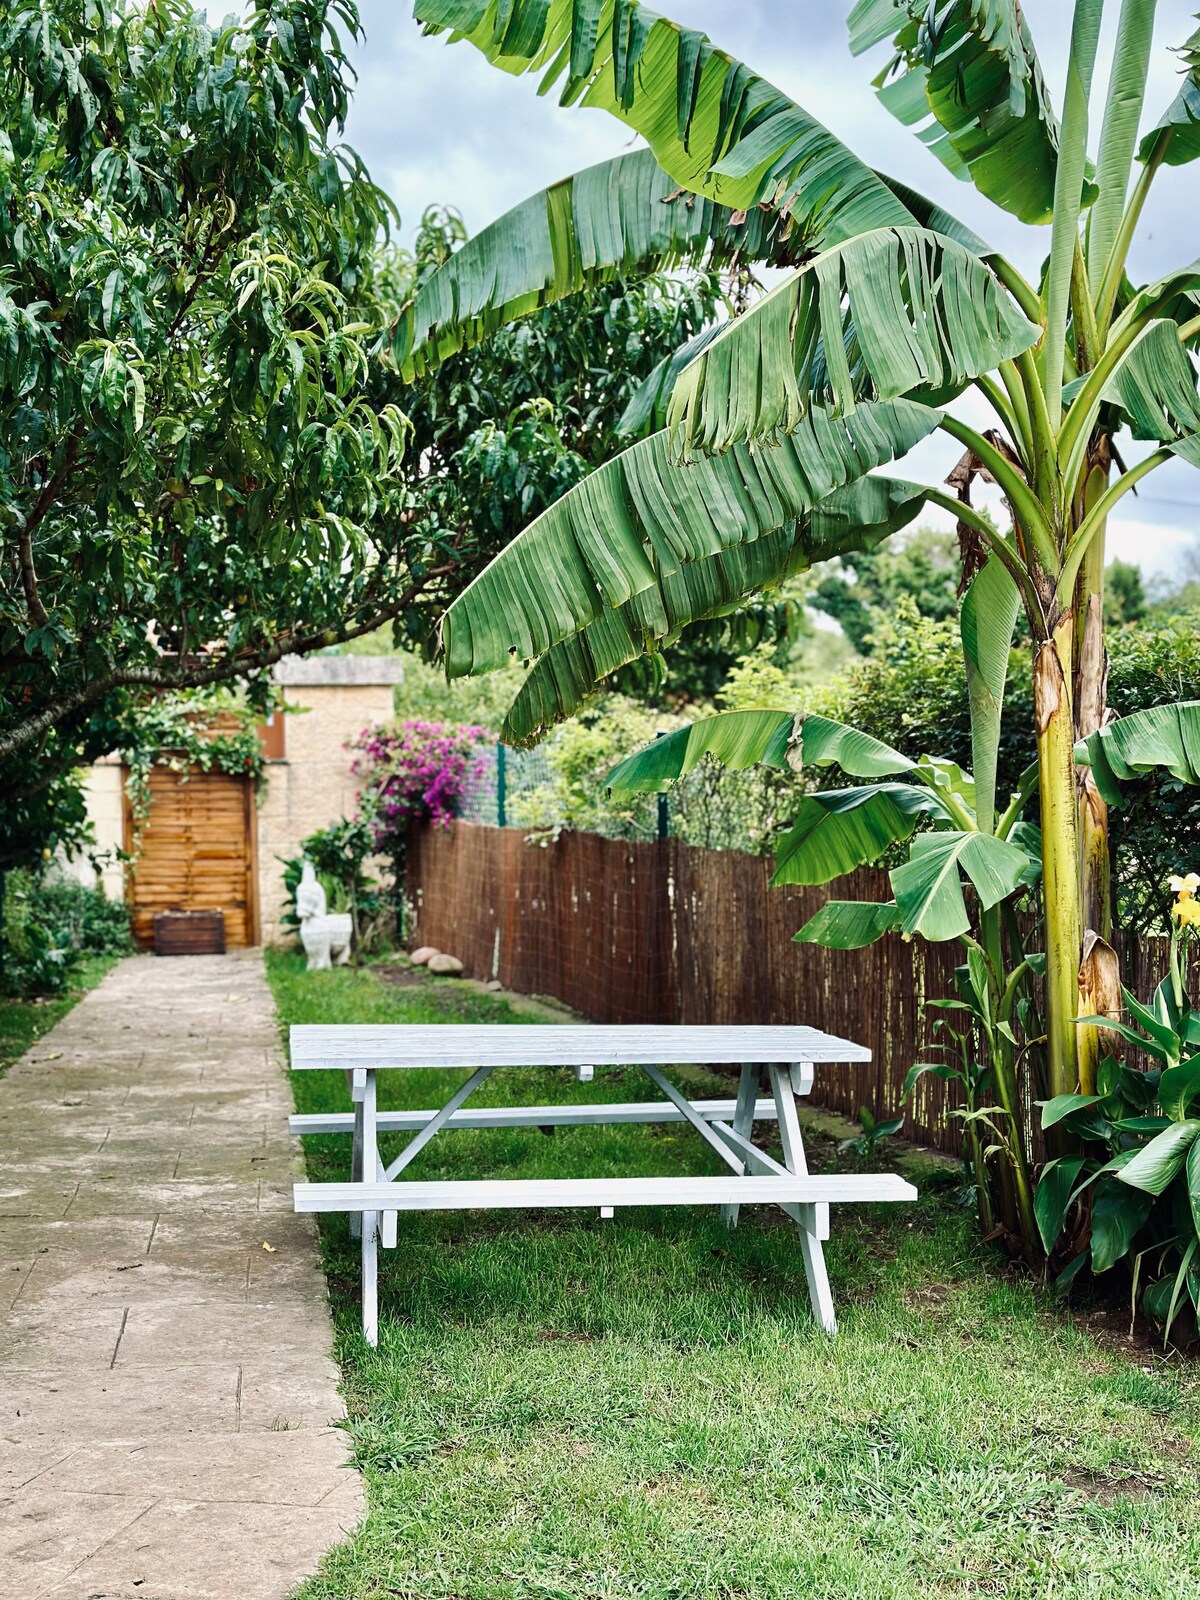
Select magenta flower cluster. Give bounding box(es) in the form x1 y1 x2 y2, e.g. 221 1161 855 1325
350 719 490 849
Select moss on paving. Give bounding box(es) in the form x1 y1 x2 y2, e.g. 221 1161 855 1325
267 950 1200 1600
0 952 121 1078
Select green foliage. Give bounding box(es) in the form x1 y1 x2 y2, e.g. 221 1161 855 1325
0 0 408 799
1 869 131 999
1039 914 1200 1344
816 603 1200 934
280 817 389 953
1105 559 1147 625
838 1105 905 1159
812 529 960 655
506 694 794 854
120 690 266 837
0 768 93 875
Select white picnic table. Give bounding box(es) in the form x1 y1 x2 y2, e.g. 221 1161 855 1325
289 1024 916 1344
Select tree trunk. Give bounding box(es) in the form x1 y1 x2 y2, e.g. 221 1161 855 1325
1035 615 1083 1099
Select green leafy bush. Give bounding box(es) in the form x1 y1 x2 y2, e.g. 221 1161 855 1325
508 692 795 854
280 818 391 955
1037 879 1200 1342
0 871 132 998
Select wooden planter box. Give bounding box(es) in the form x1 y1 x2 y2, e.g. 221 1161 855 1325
153 910 226 956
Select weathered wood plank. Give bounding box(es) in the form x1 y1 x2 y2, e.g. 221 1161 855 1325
294 1173 917 1212
290 1024 871 1071
288 1098 782 1135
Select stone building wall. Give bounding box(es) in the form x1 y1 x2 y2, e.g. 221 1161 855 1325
60 757 126 900
256 656 405 944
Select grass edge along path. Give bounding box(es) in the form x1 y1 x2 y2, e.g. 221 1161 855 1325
0 951 122 1078
267 950 1200 1600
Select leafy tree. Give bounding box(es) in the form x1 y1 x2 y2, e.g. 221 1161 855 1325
408 0 1200 1127
1104 558 1148 624
812 530 960 655
0 7 709 875
0 0 410 800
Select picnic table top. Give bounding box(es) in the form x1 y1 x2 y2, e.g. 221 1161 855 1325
289 1022 872 1070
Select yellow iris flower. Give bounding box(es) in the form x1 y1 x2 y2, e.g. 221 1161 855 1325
1169 871 1200 898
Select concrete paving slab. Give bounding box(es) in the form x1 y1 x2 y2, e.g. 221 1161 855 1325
3 1365 241 1445
37 1430 350 1505
0 1487 156 1595
0 952 358 1598
1 1300 126 1368
238 1356 349 1433
37 1496 360 1600
114 1297 334 1367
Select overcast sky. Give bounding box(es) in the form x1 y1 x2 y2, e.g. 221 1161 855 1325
340 1 1200 581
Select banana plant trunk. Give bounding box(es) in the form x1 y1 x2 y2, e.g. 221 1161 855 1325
1074 436 1115 951
1035 614 1084 1100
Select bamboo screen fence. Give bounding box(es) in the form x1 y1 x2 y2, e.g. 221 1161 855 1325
406 822 1170 1156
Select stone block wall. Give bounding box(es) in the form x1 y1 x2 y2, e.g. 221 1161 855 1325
256 656 405 944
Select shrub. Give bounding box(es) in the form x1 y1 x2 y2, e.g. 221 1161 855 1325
350 721 492 852
0 871 132 998
280 817 391 955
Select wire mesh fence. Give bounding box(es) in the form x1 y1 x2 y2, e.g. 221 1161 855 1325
455 740 781 850
457 743 556 829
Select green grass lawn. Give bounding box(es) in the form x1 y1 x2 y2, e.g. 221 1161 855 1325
0 951 121 1078
267 950 1200 1600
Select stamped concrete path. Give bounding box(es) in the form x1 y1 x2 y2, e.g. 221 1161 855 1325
0 952 360 1599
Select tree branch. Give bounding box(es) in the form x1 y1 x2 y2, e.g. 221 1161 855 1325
11 436 83 629
0 562 458 767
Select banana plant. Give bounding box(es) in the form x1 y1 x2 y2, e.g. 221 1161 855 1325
606 557 1043 1248
1036 876 1200 1340
410 0 1200 1113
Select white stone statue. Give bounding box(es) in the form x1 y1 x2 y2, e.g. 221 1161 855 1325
296 860 352 970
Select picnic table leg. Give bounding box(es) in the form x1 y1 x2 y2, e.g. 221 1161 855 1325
362 1069 380 1345
768 1063 837 1335
720 1064 759 1229
362 1209 379 1346
348 1073 364 1240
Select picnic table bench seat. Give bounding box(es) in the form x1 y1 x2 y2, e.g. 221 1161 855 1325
288 1023 916 1344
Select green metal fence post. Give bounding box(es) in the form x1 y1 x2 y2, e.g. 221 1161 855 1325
497 742 507 829
655 731 669 841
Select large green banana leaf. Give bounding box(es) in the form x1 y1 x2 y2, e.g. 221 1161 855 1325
441 397 939 680
393 149 796 380
1075 701 1200 808
960 555 1021 832
890 830 1036 942
794 900 903 949
606 709 914 795
501 476 931 744
1101 318 1200 467
1138 21 1200 166
772 784 951 887
616 323 723 440
413 0 918 247
848 0 1063 225
667 226 1038 458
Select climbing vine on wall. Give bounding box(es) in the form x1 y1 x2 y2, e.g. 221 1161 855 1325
120 691 267 845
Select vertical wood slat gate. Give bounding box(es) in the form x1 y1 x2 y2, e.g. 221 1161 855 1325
124 767 260 948
406 822 1169 1157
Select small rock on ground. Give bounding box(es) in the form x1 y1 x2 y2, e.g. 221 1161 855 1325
427 953 464 976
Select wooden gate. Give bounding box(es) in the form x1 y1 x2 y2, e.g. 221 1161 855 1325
125 767 260 948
